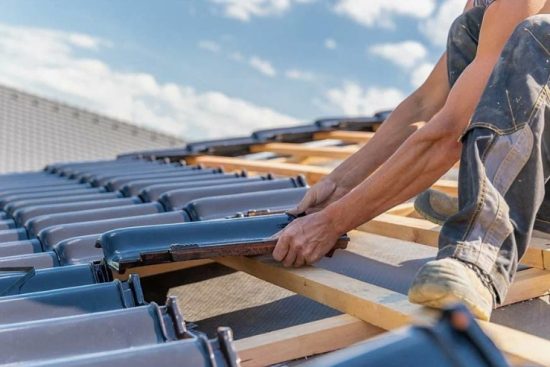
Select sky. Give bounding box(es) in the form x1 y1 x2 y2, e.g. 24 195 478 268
0 0 465 141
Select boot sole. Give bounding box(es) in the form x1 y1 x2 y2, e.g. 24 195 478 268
409 286 491 321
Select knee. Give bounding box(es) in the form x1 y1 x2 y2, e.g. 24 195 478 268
508 15 550 46
519 14 549 31
447 7 485 86
447 7 485 47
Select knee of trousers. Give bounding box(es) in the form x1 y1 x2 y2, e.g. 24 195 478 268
447 7 485 86
507 15 550 48
447 7 484 46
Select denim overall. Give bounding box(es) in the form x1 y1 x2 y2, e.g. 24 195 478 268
439 4 550 304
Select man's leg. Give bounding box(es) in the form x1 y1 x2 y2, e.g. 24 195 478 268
409 15 550 320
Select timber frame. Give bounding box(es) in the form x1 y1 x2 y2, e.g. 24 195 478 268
172 129 549 366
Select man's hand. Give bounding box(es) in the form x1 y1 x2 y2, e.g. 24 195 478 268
288 177 348 216
273 210 342 267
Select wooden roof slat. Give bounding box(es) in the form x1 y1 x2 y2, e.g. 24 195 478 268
235 314 382 367
216 253 550 366
345 231 550 305
314 131 375 143
250 142 357 160
360 213 550 270
191 156 458 194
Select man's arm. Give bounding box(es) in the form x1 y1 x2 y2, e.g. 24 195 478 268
330 0 477 192
327 0 544 233
290 1 477 214
274 0 545 267
290 54 450 215
327 53 449 192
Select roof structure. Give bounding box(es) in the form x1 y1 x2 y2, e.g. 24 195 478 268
0 84 183 173
0 97 549 366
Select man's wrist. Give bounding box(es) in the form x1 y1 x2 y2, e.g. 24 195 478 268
323 201 350 235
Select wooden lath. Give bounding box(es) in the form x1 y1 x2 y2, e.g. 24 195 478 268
314 130 375 143
235 314 383 367
251 140 460 168
361 213 550 270
217 254 550 366
188 156 459 195
180 127 550 366
345 231 550 306
250 142 358 160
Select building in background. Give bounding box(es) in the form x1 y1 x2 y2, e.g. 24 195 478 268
0 84 183 173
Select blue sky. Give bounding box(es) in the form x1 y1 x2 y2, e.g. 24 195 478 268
0 0 464 140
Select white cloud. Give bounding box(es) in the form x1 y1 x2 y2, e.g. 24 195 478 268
0 23 298 140
420 0 464 46
285 69 315 82
230 51 244 62
249 56 277 77
325 82 404 115
198 40 221 53
370 41 428 70
410 62 435 88
69 34 111 49
210 0 314 22
324 38 337 50
334 0 436 28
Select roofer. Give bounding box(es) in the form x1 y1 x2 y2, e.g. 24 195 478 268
273 0 550 321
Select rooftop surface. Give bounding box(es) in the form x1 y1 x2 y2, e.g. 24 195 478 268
0 90 548 366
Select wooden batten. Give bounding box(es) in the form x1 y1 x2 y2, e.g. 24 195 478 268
191 156 458 194
217 254 550 366
113 259 213 280
235 315 383 367
183 128 549 366
314 131 375 143
250 142 357 160
360 214 550 270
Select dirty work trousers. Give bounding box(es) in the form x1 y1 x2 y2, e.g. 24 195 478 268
438 7 550 304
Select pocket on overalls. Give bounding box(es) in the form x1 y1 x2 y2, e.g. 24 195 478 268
466 16 550 136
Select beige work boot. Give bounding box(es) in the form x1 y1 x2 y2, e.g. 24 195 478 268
408 258 494 321
414 189 458 225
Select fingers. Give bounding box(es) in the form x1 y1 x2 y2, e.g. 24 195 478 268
305 252 323 265
287 197 311 216
288 187 317 216
282 246 297 268
293 253 306 268
268 229 283 241
272 234 290 261
305 206 323 215
273 229 302 267
306 245 327 265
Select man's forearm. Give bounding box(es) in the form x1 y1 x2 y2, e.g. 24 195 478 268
325 46 501 231
327 95 426 190
327 54 450 192
325 114 462 233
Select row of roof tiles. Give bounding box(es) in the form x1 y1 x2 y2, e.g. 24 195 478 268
118 111 390 160
0 109 509 366
0 156 313 366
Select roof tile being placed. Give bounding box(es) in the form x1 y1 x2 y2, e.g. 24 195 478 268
98 214 348 273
